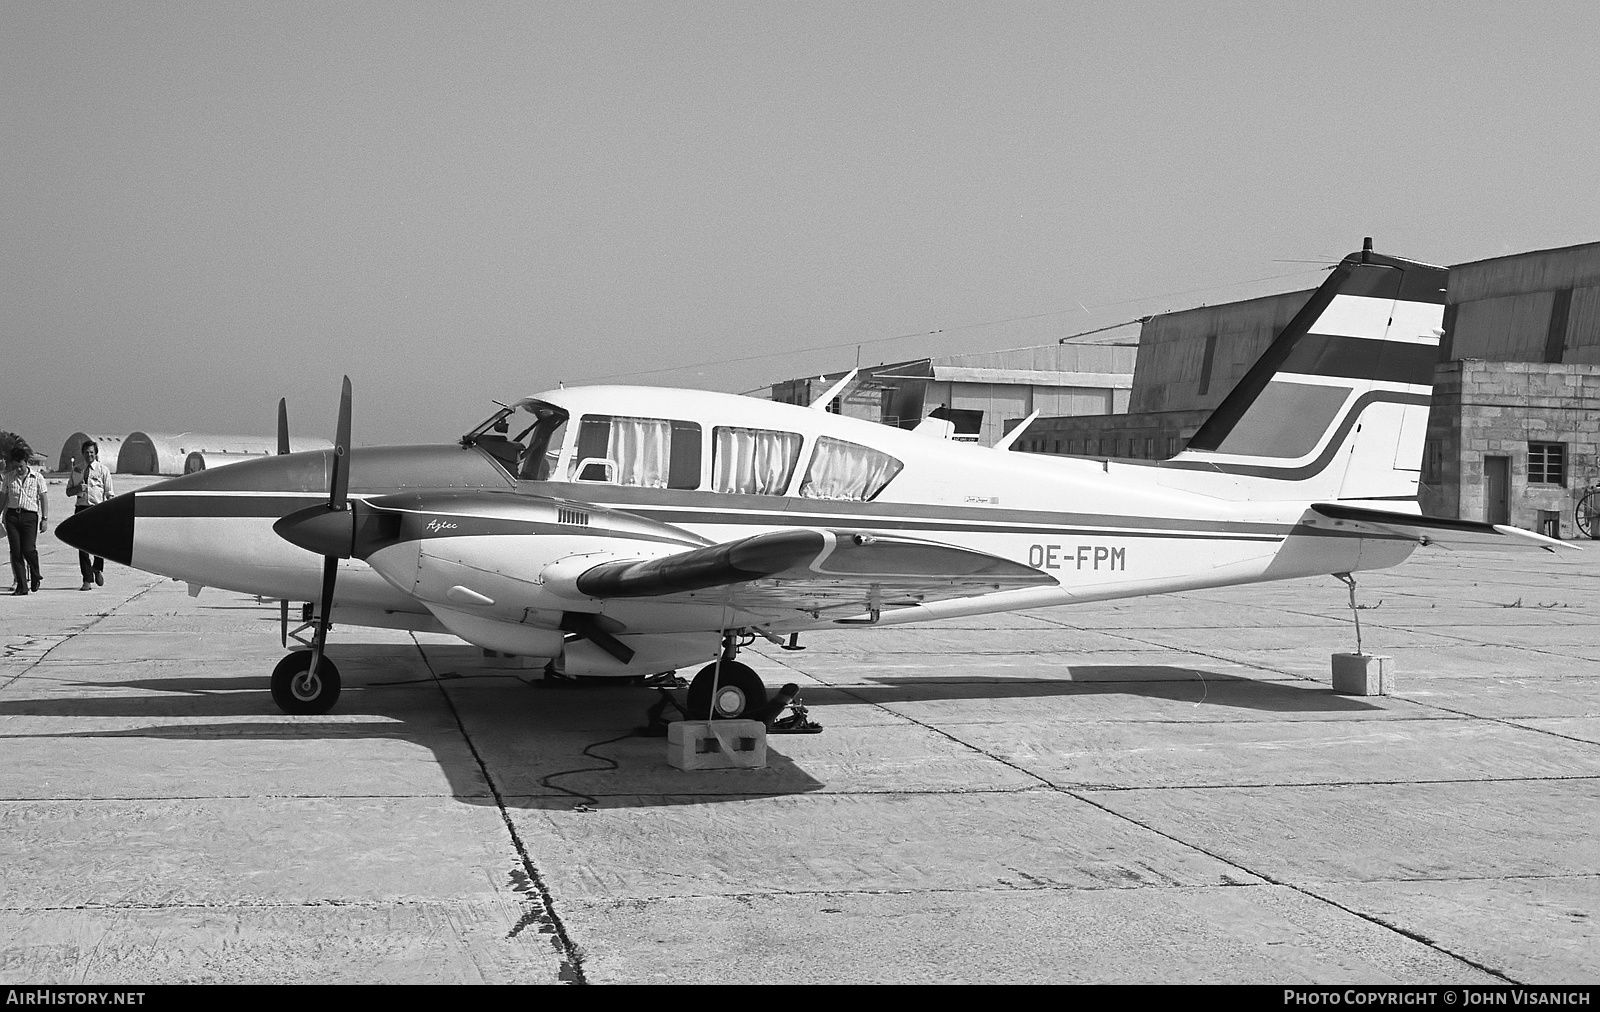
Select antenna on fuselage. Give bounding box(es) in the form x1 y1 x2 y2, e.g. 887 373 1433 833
808 369 858 411
992 411 1039 452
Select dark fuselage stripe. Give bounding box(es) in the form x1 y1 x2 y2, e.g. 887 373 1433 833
529 483 1291 536
140 490 1291 542
139 493 323 518
135 490 1411 546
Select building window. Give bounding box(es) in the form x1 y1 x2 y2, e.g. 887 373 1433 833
1528 442 1566 486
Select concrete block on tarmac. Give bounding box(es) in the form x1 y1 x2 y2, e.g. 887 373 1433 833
1331 653 1393 695
667 720 767 770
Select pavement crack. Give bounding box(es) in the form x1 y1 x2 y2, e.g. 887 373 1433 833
1 583 159 691
414 634 588 985
1061 787 1523 985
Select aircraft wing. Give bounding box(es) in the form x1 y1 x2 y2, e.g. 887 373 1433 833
1308 504 1578 553
569 528 1056 621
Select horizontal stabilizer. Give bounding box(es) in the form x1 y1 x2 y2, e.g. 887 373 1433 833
1309 504 1578 553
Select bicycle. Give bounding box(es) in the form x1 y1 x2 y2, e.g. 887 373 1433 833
1576 485 1600 540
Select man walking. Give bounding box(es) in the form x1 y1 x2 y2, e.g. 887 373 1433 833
3 446 49 595
69 440 114 590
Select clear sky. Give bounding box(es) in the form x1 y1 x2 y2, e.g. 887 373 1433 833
5 1 1598 456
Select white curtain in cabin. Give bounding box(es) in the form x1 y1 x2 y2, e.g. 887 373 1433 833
609 416 673 487
712 427 802 494
800 436 902 501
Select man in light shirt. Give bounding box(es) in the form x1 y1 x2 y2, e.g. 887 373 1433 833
69 439 114 590
3 445 49 595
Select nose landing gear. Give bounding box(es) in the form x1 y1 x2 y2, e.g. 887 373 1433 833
270 650 342 715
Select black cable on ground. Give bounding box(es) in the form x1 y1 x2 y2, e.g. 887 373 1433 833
538 730 644 812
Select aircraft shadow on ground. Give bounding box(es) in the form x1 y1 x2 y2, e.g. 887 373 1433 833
2 659 1376 809
0 670 831 809
812 665 1384 714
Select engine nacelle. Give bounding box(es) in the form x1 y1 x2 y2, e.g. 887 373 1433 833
358 489 708 624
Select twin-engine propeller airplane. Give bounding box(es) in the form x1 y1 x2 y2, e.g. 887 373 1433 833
58 244 1572 719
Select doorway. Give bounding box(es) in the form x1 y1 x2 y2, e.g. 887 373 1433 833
1485 455 1511 525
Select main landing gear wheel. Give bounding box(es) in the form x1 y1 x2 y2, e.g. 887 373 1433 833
271 651 342 715
686 660 767 720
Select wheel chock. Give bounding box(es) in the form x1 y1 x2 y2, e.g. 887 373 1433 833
666 719 766 770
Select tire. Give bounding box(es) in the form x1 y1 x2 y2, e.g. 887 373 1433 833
686 660 767 720
271 651 342 715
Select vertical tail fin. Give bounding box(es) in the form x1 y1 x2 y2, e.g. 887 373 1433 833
1170 243 1448 502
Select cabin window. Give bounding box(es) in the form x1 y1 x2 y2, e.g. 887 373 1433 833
571 415 701 488
799 436 903 501
711 426 802 495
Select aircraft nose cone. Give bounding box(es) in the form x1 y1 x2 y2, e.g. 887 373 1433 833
55 493 136 566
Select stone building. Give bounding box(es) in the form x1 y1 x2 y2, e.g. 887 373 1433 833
1420 243 1600 536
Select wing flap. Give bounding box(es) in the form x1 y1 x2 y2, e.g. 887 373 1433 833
1309 503 1578 552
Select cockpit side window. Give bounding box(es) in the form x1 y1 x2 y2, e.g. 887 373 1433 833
711 426 803 495
516 408 569 481
798 436 903 501
570 415 701 488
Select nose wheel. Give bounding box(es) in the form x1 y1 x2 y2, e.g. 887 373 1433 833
271 651 342 715
686 660 767 720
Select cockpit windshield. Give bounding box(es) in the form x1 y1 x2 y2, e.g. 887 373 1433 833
461 399 570 480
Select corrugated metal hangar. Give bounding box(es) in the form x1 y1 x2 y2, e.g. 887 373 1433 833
55 431 333 475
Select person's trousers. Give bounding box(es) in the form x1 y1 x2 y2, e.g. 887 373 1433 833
76 503 103 582
4 508 40 589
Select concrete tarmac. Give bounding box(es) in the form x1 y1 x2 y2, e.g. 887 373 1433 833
2 487 1597 984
